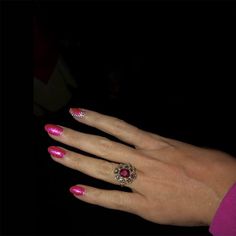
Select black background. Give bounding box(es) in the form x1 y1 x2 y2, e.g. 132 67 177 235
1 1 236 235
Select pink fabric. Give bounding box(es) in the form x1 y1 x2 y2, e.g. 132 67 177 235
209 182 236 236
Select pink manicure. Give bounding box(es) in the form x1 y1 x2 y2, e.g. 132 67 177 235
44 124 63 136
48 146 66 158
69 186 85 196
69 108 86 119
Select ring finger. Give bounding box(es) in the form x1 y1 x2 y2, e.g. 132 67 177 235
48 146 141 190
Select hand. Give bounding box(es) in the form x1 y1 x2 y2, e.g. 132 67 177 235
44 108 236 226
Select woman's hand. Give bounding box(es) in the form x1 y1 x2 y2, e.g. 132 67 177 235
44 108 236 226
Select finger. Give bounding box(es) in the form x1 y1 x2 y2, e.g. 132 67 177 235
69 184 143 213
69 108 164 149
44 124 147 168
48 146 141 190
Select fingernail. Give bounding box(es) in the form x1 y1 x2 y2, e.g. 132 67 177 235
44 124 63 136
69 186 85 196
69 108 86 119
48 146 66 158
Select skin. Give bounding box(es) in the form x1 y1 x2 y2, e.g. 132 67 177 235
45 108 236 226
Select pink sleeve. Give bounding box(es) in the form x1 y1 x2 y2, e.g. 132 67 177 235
209 182 236 236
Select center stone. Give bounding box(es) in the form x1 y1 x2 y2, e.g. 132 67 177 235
120 168 130 178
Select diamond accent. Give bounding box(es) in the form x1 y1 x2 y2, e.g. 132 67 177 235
114 163 137 186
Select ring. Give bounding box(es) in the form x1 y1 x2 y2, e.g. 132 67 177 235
114 163 137 186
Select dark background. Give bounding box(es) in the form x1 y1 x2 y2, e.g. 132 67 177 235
2 1 236 235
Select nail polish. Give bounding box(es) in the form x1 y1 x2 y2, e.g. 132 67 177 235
48 146 66 158
69 186 85 196
44 124 63 136
69 108 86 119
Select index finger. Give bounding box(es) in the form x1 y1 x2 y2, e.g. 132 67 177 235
69 108 162 149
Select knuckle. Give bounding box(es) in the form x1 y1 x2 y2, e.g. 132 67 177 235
96 161 113 178
98 138 113 156
112 118 128 132
113 193 127 210
113 194 137 212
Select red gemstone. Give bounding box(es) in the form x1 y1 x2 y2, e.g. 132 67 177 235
120 168 130 178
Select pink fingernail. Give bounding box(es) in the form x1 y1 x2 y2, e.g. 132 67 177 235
69 108 86 119
48 146 66 158
69 186 85 196
44 124 63 136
